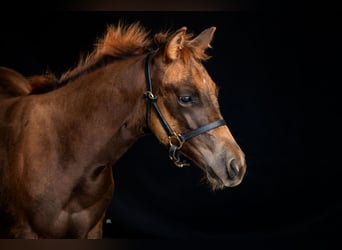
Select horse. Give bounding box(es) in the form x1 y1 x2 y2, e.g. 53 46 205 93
0 22 246 238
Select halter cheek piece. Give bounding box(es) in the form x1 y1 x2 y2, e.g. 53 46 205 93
143 53 226 167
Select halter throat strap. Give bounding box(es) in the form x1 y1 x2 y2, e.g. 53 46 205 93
143 53 226 167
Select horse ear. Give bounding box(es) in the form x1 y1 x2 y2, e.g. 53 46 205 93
190 26 216 50
164 27 187 61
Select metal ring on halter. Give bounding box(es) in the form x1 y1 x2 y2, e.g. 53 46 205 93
169 144 190 168
168 132 184 150
144 91 157 101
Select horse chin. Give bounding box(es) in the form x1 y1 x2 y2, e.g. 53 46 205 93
204 166 226 190
204 165 244 190
205 173 225 191
188 158 229 190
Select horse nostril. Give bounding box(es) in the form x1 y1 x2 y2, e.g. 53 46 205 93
226 159 239 180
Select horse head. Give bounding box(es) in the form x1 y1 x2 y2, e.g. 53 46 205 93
145 26 247 190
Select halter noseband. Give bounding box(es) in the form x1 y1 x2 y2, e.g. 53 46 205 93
143 53 226 167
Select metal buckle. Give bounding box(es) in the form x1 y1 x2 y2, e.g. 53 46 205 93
168 132 184 150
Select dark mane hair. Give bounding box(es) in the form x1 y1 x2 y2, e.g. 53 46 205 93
29 22 210 94
59 22 152 83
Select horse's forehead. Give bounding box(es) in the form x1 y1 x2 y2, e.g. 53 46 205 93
163 60 212 88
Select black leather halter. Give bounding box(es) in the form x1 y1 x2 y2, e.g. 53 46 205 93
143 53 226 167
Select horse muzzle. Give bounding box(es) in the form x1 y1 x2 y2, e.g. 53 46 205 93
205 153 247 189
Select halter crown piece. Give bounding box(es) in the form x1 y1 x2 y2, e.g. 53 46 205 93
143 53 226 167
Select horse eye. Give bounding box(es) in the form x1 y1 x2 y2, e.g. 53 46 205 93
178 95 193 104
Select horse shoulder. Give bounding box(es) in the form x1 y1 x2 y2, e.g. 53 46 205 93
0 67 32 98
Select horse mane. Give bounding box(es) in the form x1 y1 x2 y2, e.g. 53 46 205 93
25 22 211 94
59 21 152 83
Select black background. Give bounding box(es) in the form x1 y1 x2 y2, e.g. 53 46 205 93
0 9 341 248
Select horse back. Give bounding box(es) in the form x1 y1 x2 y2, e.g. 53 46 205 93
0 67 58 100
0 67 32 99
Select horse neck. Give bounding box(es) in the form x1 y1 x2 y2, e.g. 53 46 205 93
43 55 148 165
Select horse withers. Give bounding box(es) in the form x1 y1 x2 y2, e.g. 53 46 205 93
0 23 246 238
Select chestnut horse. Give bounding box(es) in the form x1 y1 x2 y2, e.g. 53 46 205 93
0 23 246 238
